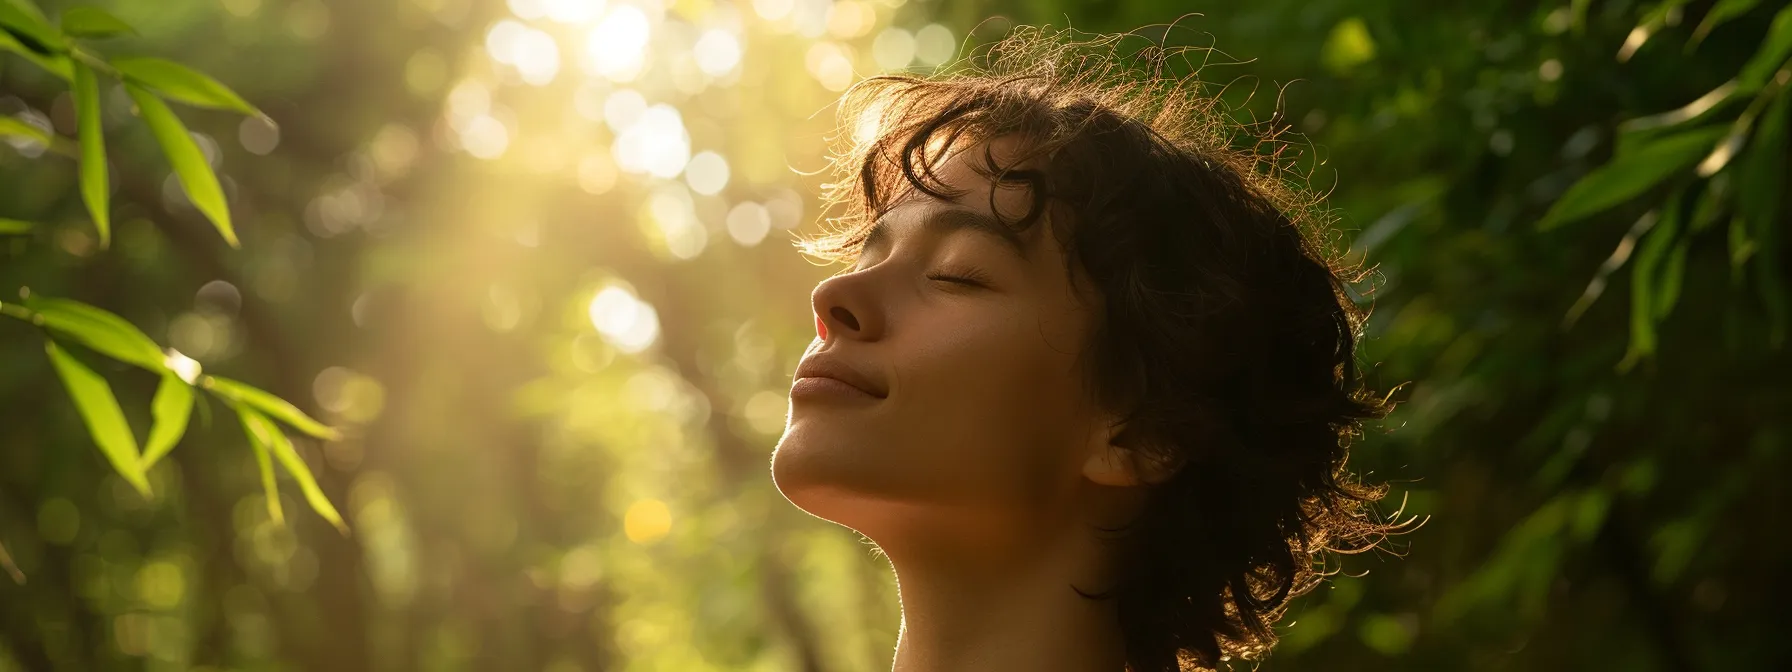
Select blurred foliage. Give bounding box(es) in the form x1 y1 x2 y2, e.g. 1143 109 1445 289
1 1 1788 671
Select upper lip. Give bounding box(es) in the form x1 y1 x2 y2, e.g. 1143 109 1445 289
794 354 887 398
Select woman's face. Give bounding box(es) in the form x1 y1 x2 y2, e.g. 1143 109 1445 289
772 137 1125 552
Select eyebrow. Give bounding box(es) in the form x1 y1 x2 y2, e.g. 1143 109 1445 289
862 207 1029 261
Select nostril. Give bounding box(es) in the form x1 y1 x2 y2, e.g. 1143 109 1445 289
830 306 860 331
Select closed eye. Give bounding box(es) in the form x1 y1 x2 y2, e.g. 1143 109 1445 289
925 266 993 288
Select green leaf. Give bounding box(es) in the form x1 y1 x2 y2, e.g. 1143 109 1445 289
26 296 165 371
125 83 237 247
45 340 149 496
0 0 66 53
1656 240 1688 320
1736 79 1791 345
1539 126 1728 230
58 6 135 38
24 295 166 371
237 405 284 525
1690 0 1762 49
237 405 347 533
141 374 193 469
0 114 51 144
1738 5 1792 90
1619 195 1683 370
0 218 32 234
112 57 260 117
0 30 69 80
72 61 109 248
205 375 341 441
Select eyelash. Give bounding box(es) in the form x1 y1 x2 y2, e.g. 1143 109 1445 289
925 266 993 287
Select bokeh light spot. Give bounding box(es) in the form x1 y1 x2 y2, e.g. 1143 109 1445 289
623 499 671 544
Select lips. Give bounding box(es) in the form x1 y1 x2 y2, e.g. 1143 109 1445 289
793 354 887 399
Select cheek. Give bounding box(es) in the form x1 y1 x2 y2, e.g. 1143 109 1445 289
885 302 1092 501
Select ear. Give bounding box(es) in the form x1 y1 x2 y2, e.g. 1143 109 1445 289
1081 416 1183 487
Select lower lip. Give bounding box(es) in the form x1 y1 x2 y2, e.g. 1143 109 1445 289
790 376 881 402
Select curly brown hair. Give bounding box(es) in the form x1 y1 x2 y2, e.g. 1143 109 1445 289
795 24 1405 672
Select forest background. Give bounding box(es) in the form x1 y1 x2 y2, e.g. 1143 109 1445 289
1 0 1787 670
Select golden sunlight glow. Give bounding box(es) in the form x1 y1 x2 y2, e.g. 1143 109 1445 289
914 22 956 65
645 184 708 259
805 41 855 91
583 4 652 81
692 28 742 77
726 201 773 246
871 26 915 69
623 498 671 544
683 150 730 196
612 104 691 178
588 285 661 353
826 0 877 39
752 0 794 22
542 0 606 24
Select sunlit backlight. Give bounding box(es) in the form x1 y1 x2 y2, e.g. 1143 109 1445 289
752 0 794 21
645 184 709 259
805 42 856 91
612 104 691 178
542 0 605 24
583 4 651 81
163 348 203 384
459 114 511 159
487 20 561 85
872 27 915 70
623 498 672 544
588 285 661 353
826 0 876 39
684 151 730 195
692 28 742 77
914 23 956 66
726 202 773 246
602 88 646 131
578 152 620 194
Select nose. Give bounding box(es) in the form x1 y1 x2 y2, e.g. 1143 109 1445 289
811 268 884 342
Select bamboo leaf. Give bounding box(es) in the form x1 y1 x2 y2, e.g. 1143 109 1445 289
236 405 284 525
205 375 341 441
1737 5 1792 90
141 373 193 469
239 405 347 534
112 57 261 117
0 218 32 234
1656 240 1688 320
0 27 70 80
59 6 136 38
125 83 237 247
0 114 51 144
45 340 149 496
72 61 109 248
1539 126 1728 230
25 295 166 371
1690 0 1762 49
1619 196 1682 370
0 0 66 52
1735 77 1791 345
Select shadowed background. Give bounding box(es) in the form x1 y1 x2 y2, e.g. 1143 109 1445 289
2 0 1788 670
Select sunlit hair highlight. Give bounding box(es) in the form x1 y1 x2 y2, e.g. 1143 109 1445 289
797 24 1411 672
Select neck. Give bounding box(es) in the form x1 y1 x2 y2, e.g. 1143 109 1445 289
883 516 1128 672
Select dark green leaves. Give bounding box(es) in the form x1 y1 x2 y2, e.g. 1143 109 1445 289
58 7 135 39
25 295 166 371
113 57 261 118
206 375 342 441
1737 5 1792 90
125 82 238 247
142 374 194 469
0 0 65 52
1539 126 1728 230
45 341 149 496
72 61 109 248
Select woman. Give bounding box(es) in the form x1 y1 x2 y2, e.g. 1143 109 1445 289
771 27 1402 672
